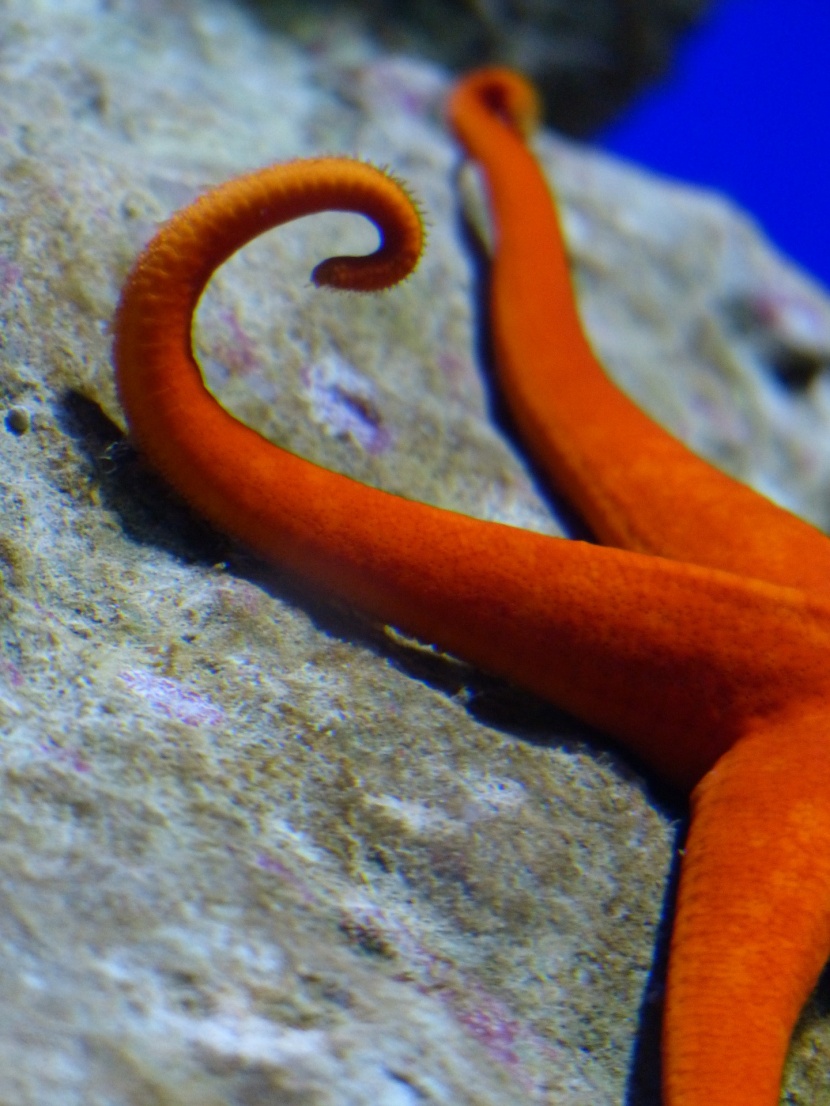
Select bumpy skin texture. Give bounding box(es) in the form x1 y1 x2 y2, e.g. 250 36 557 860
113 94 830 1106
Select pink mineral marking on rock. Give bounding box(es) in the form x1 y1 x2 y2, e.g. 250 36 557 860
39 737 90 773
210 305 260 377
0 256 23 297
747 288 830 350
119 669 224 727
257 854 318 904
437 350 478 400
302 353 393 454
215 579 267 618
357 57 447 119
454 984 522 1068
338 897 547 1089
0 659 24 688
450 978 568 1095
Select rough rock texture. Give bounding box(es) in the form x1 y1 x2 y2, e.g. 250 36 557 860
245 0 714 134
1 2 830 1105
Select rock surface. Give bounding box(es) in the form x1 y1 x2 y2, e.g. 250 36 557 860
1 2 830 1105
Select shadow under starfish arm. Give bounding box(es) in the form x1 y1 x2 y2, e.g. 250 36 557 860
111 116 830 1106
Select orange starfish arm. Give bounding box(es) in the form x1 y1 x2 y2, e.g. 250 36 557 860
447 66 830 1106
446 67 830 597
664 722 830 1106
113 155 802 787
111 142 830 1106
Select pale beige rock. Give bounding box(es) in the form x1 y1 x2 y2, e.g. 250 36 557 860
0 2 829 1105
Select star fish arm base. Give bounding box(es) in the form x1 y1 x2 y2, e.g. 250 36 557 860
663 719 830 1106
446 69 830 599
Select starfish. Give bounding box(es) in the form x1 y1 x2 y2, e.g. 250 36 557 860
112 68 830 1106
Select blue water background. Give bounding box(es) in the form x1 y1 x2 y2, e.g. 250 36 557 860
599 0 830 290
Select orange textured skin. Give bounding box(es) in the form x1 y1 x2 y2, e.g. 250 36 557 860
112 115 830 1104
446 69 830 597
447 69 830 1106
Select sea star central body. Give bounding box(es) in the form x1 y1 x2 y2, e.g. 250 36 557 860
112 68 830 1106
